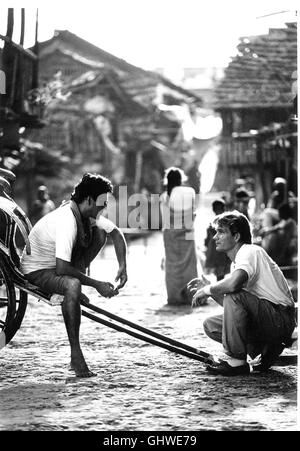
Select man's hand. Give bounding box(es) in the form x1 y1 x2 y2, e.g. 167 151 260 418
95 281 117 298
115 266 128 290
188 275 211 307
192 288 209 308
187 275 210 293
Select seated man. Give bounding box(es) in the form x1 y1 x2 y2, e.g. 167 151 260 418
188 211 296 376
20 173 127 378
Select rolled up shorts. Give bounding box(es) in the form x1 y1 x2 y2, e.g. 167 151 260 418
25 268 74 302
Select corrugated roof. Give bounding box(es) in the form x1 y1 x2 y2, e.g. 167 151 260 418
213 22 297 109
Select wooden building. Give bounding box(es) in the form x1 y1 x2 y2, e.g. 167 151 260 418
27 30 202 197
213 22 297 204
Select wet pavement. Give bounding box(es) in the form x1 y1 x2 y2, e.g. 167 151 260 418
0 194 298 431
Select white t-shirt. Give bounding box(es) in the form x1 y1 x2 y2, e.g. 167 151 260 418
231 244 294 307
160 186 195 230
20 205 115 274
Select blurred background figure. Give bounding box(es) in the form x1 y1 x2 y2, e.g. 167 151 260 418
228 178 256 219
258 177 298 266
186 159 201 195
260 202 297 268
160 167 198 305
258 179 284 241
204 199 231 281
265 176 297 222
30 185 55 225
227 178 244 209
267 177 289 209
233 187 251 220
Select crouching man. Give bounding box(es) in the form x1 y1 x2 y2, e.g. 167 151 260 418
20 173 127 378
188 211 296 376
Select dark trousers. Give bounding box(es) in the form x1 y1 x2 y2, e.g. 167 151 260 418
203 290 296 360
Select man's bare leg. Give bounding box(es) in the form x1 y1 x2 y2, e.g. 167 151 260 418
61 278 96 378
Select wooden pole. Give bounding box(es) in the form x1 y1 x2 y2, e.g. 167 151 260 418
19 9 25 46
32 8 39 89
6 8 14 39
256 138 268 205
3 9 15 109
82 309 212 364
134 150 143 192
18 9 25 112
81 299 212 360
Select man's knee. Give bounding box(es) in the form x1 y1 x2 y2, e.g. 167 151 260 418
203 318 210 336
64 277 81 299
203 316 222 342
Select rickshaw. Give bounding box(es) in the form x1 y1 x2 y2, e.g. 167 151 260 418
0 167 213 362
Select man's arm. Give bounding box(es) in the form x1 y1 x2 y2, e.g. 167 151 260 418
56 259 116 298
109 227 128 289
191 269 248 307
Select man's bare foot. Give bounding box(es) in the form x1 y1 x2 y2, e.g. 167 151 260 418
75 369 97 378
70 357 96 378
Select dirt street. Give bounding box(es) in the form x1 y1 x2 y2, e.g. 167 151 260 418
0 196 298 431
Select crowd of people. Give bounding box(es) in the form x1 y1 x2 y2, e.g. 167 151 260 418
204 176 298 272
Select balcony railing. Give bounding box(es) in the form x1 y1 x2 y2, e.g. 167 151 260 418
220 128 297 168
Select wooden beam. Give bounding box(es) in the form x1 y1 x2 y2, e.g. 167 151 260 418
6 8 14 39
19 9 25 46
32 8 39 89
0 34 37 60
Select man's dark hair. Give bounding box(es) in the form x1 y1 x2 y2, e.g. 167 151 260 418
212 199 225 214
213 211 252 244
71 173 113 203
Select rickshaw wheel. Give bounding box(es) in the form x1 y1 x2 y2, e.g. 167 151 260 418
0 262 27 348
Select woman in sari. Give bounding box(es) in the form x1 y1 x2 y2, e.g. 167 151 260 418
160 167 198 305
